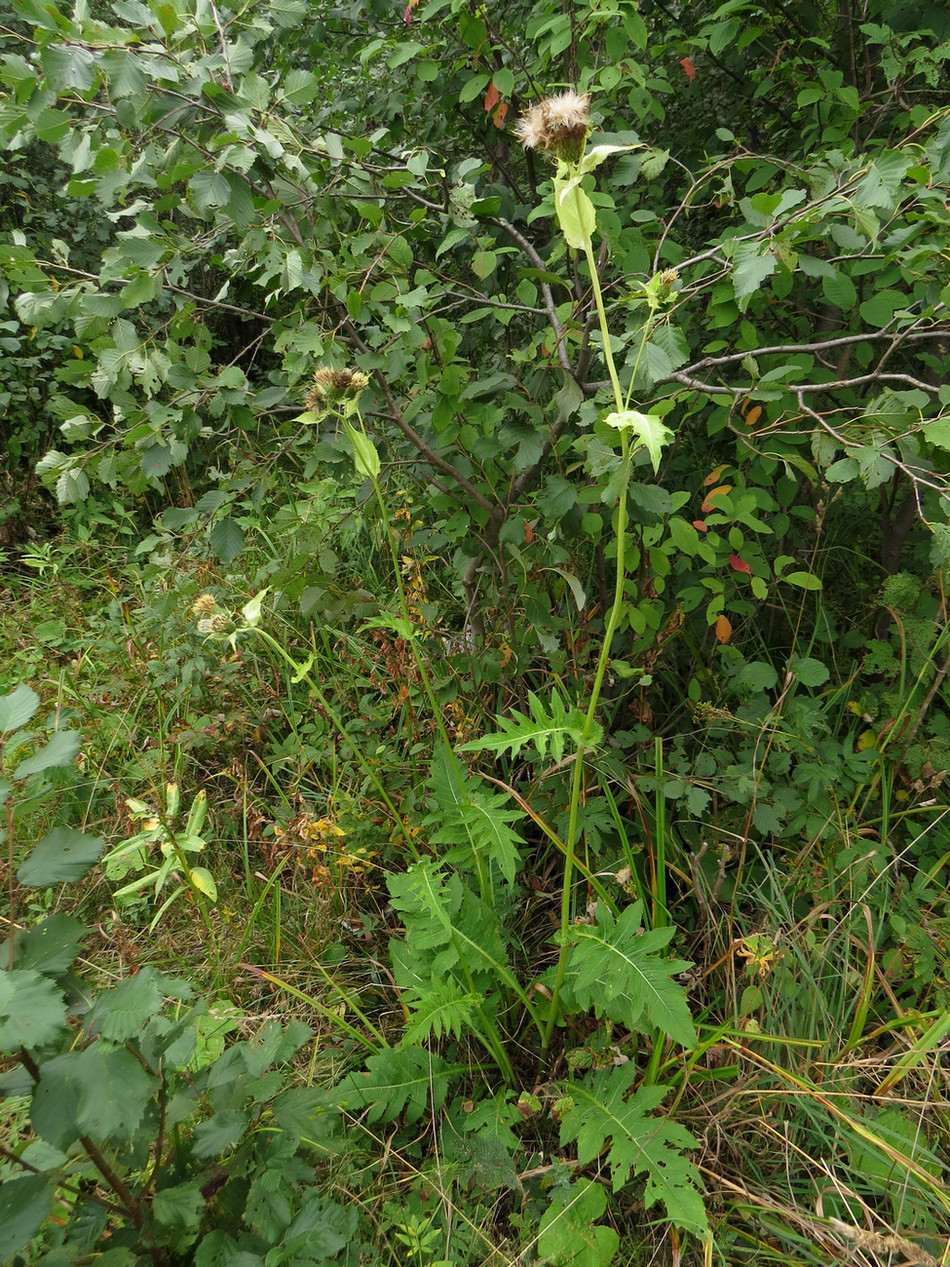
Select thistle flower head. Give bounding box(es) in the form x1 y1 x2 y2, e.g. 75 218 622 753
192 593 218 617
305 367 371 416
515 91 591 164
197 612 233 636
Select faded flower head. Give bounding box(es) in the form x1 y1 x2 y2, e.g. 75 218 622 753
197 612 232 636
515 91 591 164
192 593 218 617
305 367 371 416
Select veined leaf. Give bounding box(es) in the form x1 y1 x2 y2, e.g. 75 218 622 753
460 691 598 763
565 902 696 1047
17 826 104 887
333 1046 452 1124
558 1064 707 1234
0 683 39 733
0 970 68 1051
604 410 674 474
425 747 524 882
400 976 481 1045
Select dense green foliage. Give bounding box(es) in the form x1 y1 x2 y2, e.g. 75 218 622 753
4 0 950 1263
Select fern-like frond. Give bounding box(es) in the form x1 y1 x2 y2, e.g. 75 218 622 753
425 747 524 883
460 691 601 764
565 902 695 1048
399 976 482 1045
557 1065 707 1235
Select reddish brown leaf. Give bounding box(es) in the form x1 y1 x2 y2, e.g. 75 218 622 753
680 56 696 82
484 81 499 112
701 484 732 512
729 553 752 575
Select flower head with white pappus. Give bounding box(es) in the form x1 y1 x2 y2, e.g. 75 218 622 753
515 91 591 165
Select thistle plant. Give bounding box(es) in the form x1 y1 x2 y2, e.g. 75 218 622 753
515 91 678 1057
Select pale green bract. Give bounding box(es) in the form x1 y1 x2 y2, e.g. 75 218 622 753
552 173 597 250
605 410 674 474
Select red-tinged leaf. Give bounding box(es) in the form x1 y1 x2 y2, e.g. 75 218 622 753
493 100 508 128
692 520 708 532
484 81 499 112
680 56 696 82
524 520 534 544
729 553 752 575
701 484 732 512
404 0 419 23
715 614 732 643
703 464 729 488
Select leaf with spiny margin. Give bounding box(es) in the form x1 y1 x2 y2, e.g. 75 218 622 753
400 975 482 1045
388 862 511 991
460 690 598 763
0 970 68 1051
12 913 86 977
425 746 524 882
558 1065 707 1234
333 1046 452 1125
565 902 695 1047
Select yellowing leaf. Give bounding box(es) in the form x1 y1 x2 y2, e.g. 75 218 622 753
604 410 674 473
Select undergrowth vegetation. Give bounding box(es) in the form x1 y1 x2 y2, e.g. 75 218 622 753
4 0 950 1263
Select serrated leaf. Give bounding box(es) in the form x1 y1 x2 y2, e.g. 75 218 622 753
17 826 104 886
13 914 86 977
460 691 598 763
566 902 696 1047
0 1174 55 1260
209 517 245 562
558 1065 707 1234
425 747 523 883
86 970 164 1042
790 655 829 687
0 969 67 1051
194 1230 264 1267
400 976 481 1045
152 1182 204 1230
192 1108 250 1158
13 728 81 779
333 1046 451 1124
0 684 39 732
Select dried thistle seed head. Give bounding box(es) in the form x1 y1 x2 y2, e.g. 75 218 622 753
192 593 218 616
515 91 591 163
197 612 233 635
305 367 370 413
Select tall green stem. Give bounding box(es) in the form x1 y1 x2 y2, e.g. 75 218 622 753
541 227 648 1061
